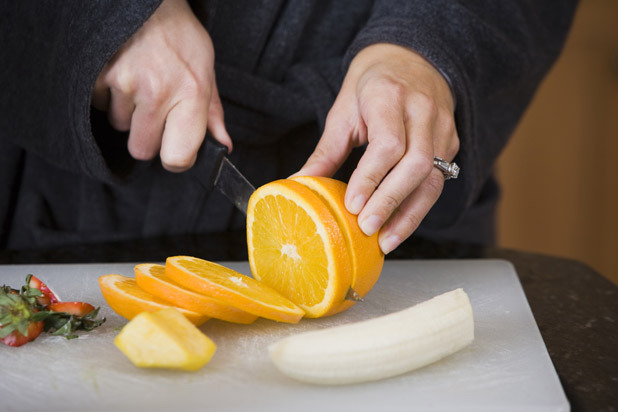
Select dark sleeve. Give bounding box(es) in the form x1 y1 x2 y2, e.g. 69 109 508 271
0 1 162 184
342 0 579 228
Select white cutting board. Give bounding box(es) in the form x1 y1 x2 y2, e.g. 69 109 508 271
0 260 568 412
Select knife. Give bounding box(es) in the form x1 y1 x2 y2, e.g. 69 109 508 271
191 134 256 215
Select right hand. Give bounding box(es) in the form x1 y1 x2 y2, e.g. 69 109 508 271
91 0 231 172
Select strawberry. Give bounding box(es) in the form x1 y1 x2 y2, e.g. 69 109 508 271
0 279 49 347
1 320 43 347
28 275 60 307
1 275 105 347
49 302 95 317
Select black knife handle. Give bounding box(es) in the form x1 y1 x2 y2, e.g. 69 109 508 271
193 134 229 191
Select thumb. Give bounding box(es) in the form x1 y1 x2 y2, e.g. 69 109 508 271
207 78 233 153
292 112 356 178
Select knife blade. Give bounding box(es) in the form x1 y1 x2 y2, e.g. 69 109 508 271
191 134 256 215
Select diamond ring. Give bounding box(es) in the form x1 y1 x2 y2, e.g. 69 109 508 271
433 157 460 180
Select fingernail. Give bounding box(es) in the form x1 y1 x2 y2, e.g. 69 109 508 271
380 235 401 255
347 194 367 215
359 215 382 236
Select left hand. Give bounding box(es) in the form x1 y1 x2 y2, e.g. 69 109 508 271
294 43 460 254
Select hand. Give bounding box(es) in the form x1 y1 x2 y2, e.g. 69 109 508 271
295 43 460 254
91 0 231 172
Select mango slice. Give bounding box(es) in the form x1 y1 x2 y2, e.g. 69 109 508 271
114 307 216 371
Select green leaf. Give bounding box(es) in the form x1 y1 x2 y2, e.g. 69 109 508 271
0 314 13 326
0 324 16 338
15 319 29 336
50 319 78 339
25 288 43 298
31 311 53 322
0 295 12 306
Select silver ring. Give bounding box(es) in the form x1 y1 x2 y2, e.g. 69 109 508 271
433 157 460 180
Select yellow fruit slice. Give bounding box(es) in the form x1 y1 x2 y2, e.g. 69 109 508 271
134 263 258 324
246 179 353 317
291 176 384 315
115 308 216 371
98 274 209 326
165 256 305 323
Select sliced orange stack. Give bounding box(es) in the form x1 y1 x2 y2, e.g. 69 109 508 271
98 274 210 326
246 177 384 317
166 256 305 323
134 264 258 324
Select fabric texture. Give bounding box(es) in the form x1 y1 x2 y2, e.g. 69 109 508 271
0 0 578 250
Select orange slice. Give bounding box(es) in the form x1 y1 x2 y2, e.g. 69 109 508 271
291 176 384 315
246 179 355 317
98 274 209 326
134 263 258 324
165 256 305 323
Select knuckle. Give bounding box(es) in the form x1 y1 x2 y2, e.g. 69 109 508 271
401 211 424 234
309 146 340 171
426 172 445 195
448 135 461 159
363 172 383 191
108 68 135 94
140 74 168 106
178 70 210 100
372 136 405 160
412 92 437 117
382 79 406 100
437 108 456 133
412 154 435 177
362 77 406 106
381 190 405 212
181 75 204 98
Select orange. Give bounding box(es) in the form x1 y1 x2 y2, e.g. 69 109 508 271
134 263 258 324
291 176 384 315
246 178 378 318
165 256 305 323
98 274 209 326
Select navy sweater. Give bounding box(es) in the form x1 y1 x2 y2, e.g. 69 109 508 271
0 0 578 250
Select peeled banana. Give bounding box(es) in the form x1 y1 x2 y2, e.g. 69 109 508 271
269 288 474 385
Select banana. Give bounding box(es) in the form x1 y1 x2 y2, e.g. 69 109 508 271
269 288 474 385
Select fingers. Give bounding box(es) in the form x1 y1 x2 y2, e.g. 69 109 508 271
160 95 208 171
126 101 165 160
344 92 408 216
108 88 136 132
353 100 436 238
378 168 446 254
206 81 233 153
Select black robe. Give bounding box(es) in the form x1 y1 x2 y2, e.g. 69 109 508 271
0 0 579 251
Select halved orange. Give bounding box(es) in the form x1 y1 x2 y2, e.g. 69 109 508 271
246 178 358 318
134 263 258 324
291 176 384 315
165 256 305 323
98 274 209 326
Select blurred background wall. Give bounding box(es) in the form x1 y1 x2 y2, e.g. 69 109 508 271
496 0 618 285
